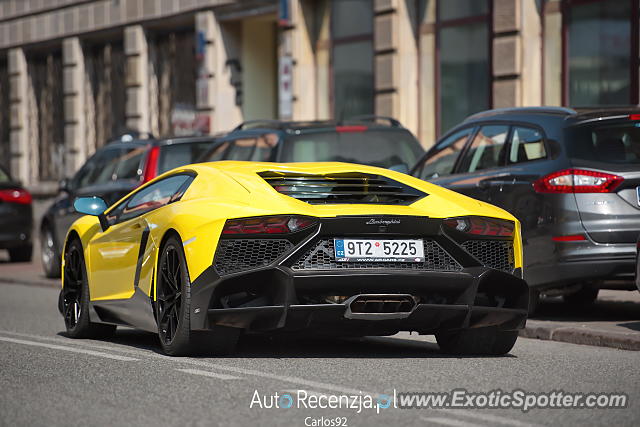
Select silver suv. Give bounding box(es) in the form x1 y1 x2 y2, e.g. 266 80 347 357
411 107 640 310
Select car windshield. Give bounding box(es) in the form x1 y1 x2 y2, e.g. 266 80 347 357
566 119 640 166
157 141 219 174
280 129 424 169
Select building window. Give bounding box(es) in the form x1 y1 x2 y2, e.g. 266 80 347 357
331 0 374 119
564 0 638 106
436 0 492 134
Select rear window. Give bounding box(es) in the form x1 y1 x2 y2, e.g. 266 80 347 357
280 130 424 169
197 134 279 163
0 167 8 183
567 120 640 165
157 141 218 174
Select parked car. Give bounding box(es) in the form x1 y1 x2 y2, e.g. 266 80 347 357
411 107 640 310
196 116 425 172
0 164 33 262
636 234 640 291
61 161 527 356
40 135 222 278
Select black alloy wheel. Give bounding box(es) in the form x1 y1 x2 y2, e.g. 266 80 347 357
61 238 115 338
156 234 240 356
61 243 83 331
41 225 61 277
157 243 184 346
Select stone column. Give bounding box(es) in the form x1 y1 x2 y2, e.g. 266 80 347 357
492 0 543 108
195 11 216 135
210 15 243 132
542 0 562 106
280 0 319 121
8 48 29 184
124 25 150 134
374 0 419 137
418 1 436 148
62 37 86 172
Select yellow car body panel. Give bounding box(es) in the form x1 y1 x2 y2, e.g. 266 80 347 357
63 161 523 304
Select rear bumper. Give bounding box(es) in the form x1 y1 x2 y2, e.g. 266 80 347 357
0 230 32 249
527 242 636 290
189 266 528 335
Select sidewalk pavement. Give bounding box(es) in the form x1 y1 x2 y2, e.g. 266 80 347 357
521 290 640 351
1 252 639 351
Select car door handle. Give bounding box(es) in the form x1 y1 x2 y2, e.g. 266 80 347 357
131 222 143 230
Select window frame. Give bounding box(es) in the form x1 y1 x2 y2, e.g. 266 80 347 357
329 0 375 119
451 120 550 174
454 123 512 174
105 172 196 226
506 124 550 165
561 0 640 106
412 125 477 178
434 0 494 137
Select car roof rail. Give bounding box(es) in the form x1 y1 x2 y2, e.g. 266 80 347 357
232 120 284 131
347 115 403 127
465 107 578 121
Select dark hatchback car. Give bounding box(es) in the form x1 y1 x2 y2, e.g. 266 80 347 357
197 117 425 172
40 135 220 277
411 107 640 309
0 164 33 262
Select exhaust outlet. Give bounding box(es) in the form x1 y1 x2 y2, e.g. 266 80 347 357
344 294 417 320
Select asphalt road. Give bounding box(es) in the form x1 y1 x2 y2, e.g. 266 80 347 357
0 282 638 427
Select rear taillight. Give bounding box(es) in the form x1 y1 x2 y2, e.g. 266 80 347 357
443 216 514 237
0 189 32 205
533 169 623 193
336 125 367 133
629 114 640 121
222 215 317 235
142 146 160 183
552 234 586 242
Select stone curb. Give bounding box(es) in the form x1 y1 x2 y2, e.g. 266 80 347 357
520 321 640 351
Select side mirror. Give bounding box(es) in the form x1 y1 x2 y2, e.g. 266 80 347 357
389 163 409 174
73 197 109 231
59 178 70 193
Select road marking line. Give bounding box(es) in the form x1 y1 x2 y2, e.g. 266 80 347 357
431 409 541 427
177 368 241 380
0 331 542 427
421 417 485 427
0 336 138 362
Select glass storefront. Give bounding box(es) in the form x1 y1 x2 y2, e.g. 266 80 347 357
331 0 374 119
567 0 632 106
437 0 491 134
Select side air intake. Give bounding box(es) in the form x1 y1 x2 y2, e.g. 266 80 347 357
258 171 426 205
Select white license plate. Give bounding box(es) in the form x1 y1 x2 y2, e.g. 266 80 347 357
334 239 424 262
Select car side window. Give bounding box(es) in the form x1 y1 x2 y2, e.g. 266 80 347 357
508 126 547 164
73 147 145 190
457 125 510 173
106 174 193 225
225 134 279 162
417 127 474 179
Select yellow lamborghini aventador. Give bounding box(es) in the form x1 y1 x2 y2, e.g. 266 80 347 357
59 161 528 356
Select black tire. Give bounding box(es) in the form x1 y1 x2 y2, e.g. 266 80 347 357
8 245 32 263
563 287 599 306
528 288 540 316
156 234 239 356
61 238 116 338
436 328 519 356
41 225 61 278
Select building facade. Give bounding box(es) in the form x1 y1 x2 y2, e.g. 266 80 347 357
0 0 637 194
